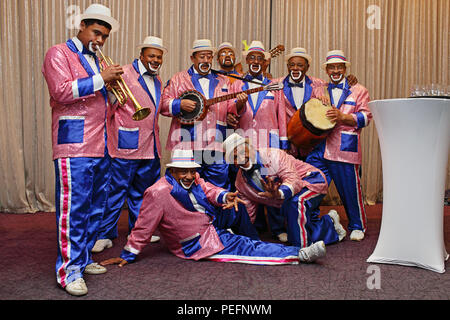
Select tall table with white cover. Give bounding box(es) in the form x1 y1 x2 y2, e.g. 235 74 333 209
367 98 449 273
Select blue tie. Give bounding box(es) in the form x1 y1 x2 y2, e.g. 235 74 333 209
82 46 96 57
329 83 344 90
193 73 214 81
288 82 304 88
244 74 263 82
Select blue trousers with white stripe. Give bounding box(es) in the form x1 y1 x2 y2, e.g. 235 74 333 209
54 155 111 287
98 156 161 240
281 188 338 248
306 142 367 232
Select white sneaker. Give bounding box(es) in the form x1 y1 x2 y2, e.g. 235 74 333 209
84 262 107 275
350 230 365 241
298 241 326 263
65 278 88 296
327 210 347 241
92 239 113 253
277 233 288 243
150 235 160 243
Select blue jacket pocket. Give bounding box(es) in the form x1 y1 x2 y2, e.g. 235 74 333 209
57 117 85 144
340 132 358 152
180 233 202 257
118 127 139 149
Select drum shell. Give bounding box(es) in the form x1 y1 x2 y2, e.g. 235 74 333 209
287 103 333 150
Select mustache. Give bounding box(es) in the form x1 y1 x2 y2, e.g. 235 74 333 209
199 63 212 72
250 64 261 73
290 70 302 81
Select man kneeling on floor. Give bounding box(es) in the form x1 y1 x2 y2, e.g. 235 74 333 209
222 133 347 249
100 150 326 274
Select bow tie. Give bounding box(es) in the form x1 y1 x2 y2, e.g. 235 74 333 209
244 74 263 82
288 82 304 88
144 71 157 77
81 46 96 57
329 83 344 90
193 73 214 81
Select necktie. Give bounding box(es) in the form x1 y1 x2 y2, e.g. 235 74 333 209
329 83 344 90
82 46 96 58
288 82 304 88
144 71 156 77
244 74 263 82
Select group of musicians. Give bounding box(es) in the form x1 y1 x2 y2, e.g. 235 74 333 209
42 4 372 296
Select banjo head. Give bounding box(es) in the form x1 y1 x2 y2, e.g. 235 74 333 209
178 90 206 125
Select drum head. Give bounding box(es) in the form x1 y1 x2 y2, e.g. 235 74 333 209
179 91 205 124
304 98 335 131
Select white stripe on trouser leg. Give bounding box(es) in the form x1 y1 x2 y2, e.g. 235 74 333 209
56 158 72 287
206 254 299 265
297 190 320 248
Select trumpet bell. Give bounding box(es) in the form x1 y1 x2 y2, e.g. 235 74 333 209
132 107 151 121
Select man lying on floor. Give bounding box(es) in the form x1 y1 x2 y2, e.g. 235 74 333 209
101 149 326 270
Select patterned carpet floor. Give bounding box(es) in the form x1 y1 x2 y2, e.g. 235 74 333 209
1 204 449 301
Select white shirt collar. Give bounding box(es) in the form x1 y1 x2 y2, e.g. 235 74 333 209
72 37 84 53
138 59 149 76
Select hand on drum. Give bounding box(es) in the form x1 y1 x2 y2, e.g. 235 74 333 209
326 107 357 126
180 99 197 113
258 176 282 199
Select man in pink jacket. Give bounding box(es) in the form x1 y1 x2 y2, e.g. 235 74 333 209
307 50 372 242
93 36 167 253
160 39 231 188
226 41 289 243
222 133 346 249
41 4 121 296
100 150 327 268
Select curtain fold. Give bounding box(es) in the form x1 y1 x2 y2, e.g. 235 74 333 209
0 0 448 213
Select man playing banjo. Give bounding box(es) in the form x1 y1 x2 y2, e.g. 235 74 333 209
161 39 239 189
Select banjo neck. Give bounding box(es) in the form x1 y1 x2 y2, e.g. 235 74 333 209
205 86 268 107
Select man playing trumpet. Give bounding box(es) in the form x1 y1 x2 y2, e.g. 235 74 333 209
41 4 121 296
93 36 167 253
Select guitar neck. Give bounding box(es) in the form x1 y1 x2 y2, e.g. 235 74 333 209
206 86 265 106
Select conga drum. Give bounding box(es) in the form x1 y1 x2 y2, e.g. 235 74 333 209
287 98 336 151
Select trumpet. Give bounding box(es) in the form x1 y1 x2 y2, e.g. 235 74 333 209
95 44 151 121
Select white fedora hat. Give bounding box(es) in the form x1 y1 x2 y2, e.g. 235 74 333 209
190 39 216 55
322 50 351 70
137 36 167 54
166 149 201 169
284 47 312 65
79 4 120 33
242 41 271 60
222 133 247 164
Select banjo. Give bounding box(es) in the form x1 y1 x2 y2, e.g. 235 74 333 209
178 82 284 125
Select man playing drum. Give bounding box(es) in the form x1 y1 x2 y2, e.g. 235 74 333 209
307 50 372 241
277 47 357 159
160 39 233 189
